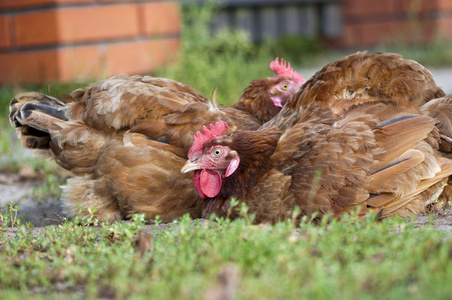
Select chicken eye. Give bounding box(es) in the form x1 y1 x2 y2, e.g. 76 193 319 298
282 83 289 89
212 148 222 157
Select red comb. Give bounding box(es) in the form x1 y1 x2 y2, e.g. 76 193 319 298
188 121 229 158
270 57 306 83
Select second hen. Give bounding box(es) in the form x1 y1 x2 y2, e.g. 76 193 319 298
9 58 305 222
266 51 445 130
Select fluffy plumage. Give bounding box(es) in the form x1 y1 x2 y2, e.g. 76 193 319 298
265 51 445 131
9 60 305 222
182 52 452 223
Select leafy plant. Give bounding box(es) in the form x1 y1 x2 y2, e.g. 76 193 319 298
0 201 25 229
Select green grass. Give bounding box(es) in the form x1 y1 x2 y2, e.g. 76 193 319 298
0 212 451 299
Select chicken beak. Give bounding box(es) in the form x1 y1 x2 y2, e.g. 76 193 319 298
181 160 202 174
270 87 282 96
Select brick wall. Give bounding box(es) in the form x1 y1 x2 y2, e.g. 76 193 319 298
0 0 181 85
338 0 452 48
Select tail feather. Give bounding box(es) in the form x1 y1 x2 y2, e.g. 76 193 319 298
14 101 68 131
10 92 68 152
9 92 65 120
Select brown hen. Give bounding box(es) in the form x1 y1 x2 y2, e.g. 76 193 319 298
9 59 305 222
182 52 452 223
266 51 445 131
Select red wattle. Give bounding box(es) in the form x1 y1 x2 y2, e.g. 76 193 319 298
193 170 207 199
200 169 222 198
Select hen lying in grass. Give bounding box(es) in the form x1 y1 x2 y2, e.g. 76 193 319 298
182 52 452 223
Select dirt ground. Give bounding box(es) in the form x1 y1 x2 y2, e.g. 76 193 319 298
1 176 452 236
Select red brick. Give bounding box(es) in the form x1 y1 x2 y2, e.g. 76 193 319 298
146 37 180 69
57 45 102 82
0 46 104 85
404 19 437 42
321 0 452 48
437 18 452 38
342 0 396 18
1 1 182 85
54 0 94 4
397 0 438 14
103 38 180 76
13 10 59 47
357 21 405 46
0 16 11 49
140 2 181 36
0 50 60 85
56 5 141 44
341 18 440 48
96 0 132 2
12 4 141 47
436 0 452 10
338 23 364 48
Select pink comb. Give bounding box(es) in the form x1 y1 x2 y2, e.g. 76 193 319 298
188 121 229 158
270 57 306 83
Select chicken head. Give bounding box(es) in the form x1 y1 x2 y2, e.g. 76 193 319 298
182 121 240 199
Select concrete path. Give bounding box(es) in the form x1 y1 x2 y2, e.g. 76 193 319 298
430 68 452 94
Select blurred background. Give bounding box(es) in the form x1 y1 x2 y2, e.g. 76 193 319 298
2 0 452 87
1 0 452 210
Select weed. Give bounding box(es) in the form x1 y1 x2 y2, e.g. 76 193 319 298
0 201 25 230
